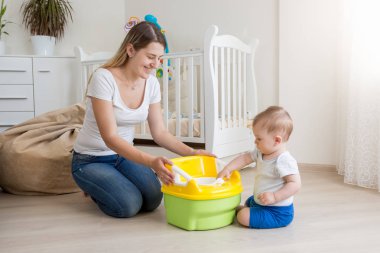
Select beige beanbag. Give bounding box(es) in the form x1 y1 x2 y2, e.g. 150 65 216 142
0 103 85 195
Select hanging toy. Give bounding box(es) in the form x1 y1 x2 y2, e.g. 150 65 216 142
156 68 163 78
144 14 169 54
124 16 140 32
156 66 173 81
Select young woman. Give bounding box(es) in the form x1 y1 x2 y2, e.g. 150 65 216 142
72 21 213 218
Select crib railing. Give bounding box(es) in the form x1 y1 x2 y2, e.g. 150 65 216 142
204 25 258 155
74 47 114 101
135 50 205 143
76 26 257 157
76 41 256 147
213 46 255 129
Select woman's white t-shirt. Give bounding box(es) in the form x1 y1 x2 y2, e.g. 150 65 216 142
74 68 161 155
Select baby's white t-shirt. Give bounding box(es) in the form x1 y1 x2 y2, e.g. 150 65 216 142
250 149 299 206
74 68 161 155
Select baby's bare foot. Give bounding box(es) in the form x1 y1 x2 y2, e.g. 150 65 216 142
236 205 245 213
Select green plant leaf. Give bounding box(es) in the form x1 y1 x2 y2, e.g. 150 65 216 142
20 0 73 41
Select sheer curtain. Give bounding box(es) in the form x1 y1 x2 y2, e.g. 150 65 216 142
337 0 380 191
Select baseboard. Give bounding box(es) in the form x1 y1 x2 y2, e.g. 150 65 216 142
298 163 336 173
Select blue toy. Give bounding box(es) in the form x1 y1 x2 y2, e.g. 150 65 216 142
144 14 169 54
144 14 172 79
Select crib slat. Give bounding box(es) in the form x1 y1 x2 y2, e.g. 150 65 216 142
163 59 169 129
187 57 194 138
82 67 88 99
227 48 231 128
175 58 181 137
214 47 219 126
232 49 237 126
238 50 242 127
243 53 247 128
193 58 198 111
141 121 146 135
200 55 205 140
220 47 225 129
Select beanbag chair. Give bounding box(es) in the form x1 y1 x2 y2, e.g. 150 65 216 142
0 103 85 195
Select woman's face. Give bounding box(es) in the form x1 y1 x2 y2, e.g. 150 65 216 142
128 42 164 79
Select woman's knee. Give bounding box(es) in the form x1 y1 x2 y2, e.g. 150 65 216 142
142 188 163 212
97 193 143 218
237 207 250 227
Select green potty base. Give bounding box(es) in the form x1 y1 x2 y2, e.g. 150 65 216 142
163 194 241 231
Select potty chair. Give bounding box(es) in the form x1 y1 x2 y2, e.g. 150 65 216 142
162 156 243 231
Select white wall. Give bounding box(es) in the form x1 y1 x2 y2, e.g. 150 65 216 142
3 0 340 165
4 0 126 55
279 0 339 165
125 0 279 111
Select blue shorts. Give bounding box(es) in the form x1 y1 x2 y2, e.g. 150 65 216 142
245 196 294 229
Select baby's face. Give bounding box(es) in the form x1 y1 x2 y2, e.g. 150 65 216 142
253 125 278 155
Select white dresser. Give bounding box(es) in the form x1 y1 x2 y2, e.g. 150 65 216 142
0 55 81 132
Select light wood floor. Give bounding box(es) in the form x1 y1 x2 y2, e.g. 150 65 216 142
1 167 380 253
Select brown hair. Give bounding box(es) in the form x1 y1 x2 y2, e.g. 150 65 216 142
102 21 166 68
253 106 293 141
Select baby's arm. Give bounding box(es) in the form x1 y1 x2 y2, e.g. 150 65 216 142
217 152 253 179
258 174 302 205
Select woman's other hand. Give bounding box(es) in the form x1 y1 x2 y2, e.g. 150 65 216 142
151 156 174 185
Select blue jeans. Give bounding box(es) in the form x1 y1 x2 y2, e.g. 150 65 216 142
71 151 162 218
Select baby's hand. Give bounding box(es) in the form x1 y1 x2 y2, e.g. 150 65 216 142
217 167 231 179
257 192 277 205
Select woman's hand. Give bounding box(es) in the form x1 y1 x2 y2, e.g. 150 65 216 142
192 149 216 157
151 156 174 185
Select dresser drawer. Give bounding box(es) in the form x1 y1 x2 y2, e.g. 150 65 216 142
0 111 35 126
0 57 33 85
0 85 34 111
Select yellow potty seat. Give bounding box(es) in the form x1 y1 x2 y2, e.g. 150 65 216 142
162 156 243 230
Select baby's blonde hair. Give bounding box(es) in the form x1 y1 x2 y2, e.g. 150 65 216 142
252 106 293 141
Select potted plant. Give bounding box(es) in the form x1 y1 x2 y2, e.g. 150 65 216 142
0 0 12 54
20 0 73 55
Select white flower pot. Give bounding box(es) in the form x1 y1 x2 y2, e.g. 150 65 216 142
0 40 5 55
31 35 56 56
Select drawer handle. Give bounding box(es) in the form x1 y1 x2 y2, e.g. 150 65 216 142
0 69 27 72
0 96 28 99
38 70 51 73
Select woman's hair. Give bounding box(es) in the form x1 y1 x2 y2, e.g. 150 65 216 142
252 106 293 141
102 21 167 68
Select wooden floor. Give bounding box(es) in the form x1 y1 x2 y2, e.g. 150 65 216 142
1 167 380 253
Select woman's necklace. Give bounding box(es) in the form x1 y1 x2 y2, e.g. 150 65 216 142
123 79 138 91
115 68 139 91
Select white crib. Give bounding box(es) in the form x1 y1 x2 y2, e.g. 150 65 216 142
75 25 259 158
